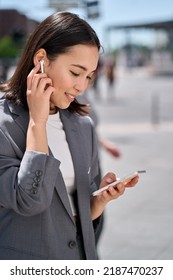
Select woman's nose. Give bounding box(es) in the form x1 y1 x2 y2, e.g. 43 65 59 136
74 79 88 93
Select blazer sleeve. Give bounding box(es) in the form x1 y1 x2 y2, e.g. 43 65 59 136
0 127 60 216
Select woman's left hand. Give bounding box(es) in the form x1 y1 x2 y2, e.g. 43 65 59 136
91 172 139 220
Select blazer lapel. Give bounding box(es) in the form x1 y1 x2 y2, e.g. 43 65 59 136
60 110 92 237
54 166 75 221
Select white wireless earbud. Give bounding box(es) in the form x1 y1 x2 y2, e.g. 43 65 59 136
40 59 44 73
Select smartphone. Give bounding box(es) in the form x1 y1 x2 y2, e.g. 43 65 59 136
92 170 146 196
40 59 44 73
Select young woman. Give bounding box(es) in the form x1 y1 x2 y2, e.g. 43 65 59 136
0 11 139 260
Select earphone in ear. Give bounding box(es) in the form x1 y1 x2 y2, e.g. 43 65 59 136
40 59 44 73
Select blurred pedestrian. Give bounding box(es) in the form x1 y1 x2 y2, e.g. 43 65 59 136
106 57 116 101
92 58 103 100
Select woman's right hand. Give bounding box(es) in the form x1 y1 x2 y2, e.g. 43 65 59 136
26 63 55 154
26 63 55 124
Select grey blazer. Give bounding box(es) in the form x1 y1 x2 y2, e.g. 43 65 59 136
0 98 102 260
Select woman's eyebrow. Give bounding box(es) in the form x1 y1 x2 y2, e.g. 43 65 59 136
71 64 96 73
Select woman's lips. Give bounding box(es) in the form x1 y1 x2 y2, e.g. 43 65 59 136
65 92 75 102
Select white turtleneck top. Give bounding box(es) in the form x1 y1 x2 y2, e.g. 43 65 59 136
46 112 76 215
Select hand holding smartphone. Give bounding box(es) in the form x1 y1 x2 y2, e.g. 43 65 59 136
92 170 146 196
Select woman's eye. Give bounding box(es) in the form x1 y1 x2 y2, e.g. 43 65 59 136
87 76 92 80
70 71 79 77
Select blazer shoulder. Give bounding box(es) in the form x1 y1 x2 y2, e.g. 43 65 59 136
0 98 11 114
0 97 5 109
0 98 8 123
77 113 94 127
60 109 95 129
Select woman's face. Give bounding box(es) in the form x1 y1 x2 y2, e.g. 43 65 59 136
46 44 99 109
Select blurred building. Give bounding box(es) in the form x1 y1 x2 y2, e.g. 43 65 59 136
0 9 39 82
0 9 39 39
106 18 173 74
48 0 100 19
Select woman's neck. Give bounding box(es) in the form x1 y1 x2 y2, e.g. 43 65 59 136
49 103 58 115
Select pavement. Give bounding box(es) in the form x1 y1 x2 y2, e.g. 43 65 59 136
87 67 173 260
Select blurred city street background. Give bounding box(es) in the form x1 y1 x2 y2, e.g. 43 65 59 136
0 0 173 260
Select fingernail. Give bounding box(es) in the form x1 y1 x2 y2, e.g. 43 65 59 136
107 178 113 183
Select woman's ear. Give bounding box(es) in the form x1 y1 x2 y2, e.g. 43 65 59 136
33 48 48 66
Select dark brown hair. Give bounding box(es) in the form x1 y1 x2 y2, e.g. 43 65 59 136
0 12 101 114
